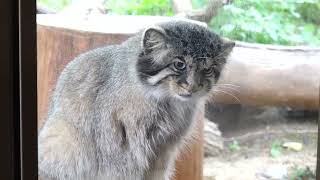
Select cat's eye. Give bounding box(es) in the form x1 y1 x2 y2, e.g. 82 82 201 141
173 60 186 71
203 67 214 76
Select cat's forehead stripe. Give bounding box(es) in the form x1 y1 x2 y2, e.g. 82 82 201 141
159 22 222 58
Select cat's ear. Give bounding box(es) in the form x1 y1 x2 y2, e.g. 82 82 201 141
142 26 167 51
221 37 235 55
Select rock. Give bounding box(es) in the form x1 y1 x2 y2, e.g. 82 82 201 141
256 165 288 180
282 142 303 151
204 119 224 156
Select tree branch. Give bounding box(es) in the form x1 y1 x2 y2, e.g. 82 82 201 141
173 0 225 23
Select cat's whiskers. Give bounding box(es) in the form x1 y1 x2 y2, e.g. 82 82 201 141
216 60 226 65
215 84 240 93
211 89 241 103
215 50 230 59
216 86 240 93
218 83 240 88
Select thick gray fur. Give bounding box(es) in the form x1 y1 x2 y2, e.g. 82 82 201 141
38 20 234 180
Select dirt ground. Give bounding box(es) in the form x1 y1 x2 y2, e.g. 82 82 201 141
204 105 318 180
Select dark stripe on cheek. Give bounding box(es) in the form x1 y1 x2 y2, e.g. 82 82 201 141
136 56 169 83
205 79 212 91
214 70 220 80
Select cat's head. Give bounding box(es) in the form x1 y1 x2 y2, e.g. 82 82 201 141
136 21 235 101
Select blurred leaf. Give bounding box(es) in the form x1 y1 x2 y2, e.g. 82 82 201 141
270 148 282 157
290 166 316 180
282 142 303 151
105 0 174 16
38 0 73 11
221 24 235 33
270 140 283 158
228 140 241 152
192 0 208 9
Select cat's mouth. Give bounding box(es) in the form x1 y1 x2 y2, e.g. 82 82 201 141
179 93 192 97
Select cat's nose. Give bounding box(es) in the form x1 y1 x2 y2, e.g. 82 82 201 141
191 84 202 92
181 83 198 93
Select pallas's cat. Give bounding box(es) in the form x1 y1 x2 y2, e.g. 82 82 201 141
38 20 235 180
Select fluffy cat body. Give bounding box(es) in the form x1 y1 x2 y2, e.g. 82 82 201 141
38 20 234 180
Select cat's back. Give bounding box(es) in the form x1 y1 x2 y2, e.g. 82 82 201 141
54 35 142 96
51 42 135 106
57 45 118 90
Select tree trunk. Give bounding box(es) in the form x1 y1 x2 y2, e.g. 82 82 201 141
172 0 193 14
173 0 224 23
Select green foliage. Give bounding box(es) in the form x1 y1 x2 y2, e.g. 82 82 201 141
228 140 240 152
38 0 320 46
270 140 283 157
290 166 315 180
210 0 320 46
106 0 174 16
192 0 208 9
37 0 73 11
297 0 320 25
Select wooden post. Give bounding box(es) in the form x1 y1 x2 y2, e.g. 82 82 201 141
37 15 204 180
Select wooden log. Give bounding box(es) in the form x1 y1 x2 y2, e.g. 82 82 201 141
174 110 204 180
213 41 320 110
37 15 204 180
